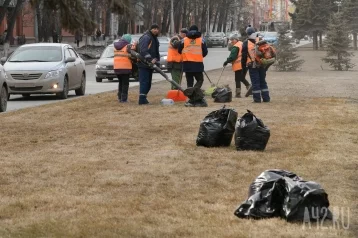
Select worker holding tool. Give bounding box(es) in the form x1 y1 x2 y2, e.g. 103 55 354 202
167 28 188 90
241 27 270 103
137 24 160 105
178 25 208 91
223 34 251 98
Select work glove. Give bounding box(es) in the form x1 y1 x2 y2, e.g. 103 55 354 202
223 61 228 67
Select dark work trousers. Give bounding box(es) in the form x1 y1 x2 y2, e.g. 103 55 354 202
248 67 270 102
234 70 250 89
76 40 80 47
117 74 130 102
138 67 153 104
185 72 204 89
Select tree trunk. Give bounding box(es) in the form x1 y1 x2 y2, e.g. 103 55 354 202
319 31 323 49
105 8 111 37
36 3 43 42
312 30 318 50
353 32 357 51
181 0 187 29
0 0 11 25
5 0 23 43
161 1 170 35
212 4 219 31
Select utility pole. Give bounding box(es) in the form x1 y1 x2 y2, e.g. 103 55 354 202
170 0 174 36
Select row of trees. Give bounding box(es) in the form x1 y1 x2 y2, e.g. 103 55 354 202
289 0 358 51
0 0 255 44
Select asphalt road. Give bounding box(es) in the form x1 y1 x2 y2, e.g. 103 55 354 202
6 41 310 112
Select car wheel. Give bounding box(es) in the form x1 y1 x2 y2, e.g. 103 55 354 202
22 93 31 98
96 77 102 83
75 73 86 96
56 76 69 99
0 85 8 112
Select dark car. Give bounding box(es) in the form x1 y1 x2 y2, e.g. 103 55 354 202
95 44 138 82
205 32 227 48
158 41 169 71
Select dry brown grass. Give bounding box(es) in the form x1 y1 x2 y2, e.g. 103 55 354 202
0 50 357 237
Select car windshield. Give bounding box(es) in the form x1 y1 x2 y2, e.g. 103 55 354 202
8 46 62 62
101 46 114 58
159 42 169 52
209 33 223 37
264 32 277 37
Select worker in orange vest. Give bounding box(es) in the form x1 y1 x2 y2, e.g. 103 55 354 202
178 25 208 92
241 27 270 103
113 34 134 103
223 34 251 98
167 28 188 90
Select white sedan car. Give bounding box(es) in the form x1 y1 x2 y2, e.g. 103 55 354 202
1 43 86 99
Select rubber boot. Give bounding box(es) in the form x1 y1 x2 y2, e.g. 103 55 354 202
235 88 241 98
138 94 149 105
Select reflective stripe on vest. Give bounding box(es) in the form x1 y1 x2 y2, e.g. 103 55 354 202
167 37 182 63
182 37 203 62
232 41 243 71
114 45 132 70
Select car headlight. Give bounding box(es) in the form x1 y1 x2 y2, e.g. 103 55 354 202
96 64 107 69
45 70 61 79
162 56 167 60
4 72 8 80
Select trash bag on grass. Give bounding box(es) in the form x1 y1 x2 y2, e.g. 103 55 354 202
234 169 332 222
212 85 232 103
235 110 270 151
196 106 238 147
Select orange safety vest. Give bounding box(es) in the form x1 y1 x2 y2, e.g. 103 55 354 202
182 37 203 62
246 37 260 66
114 45 132 70
167 36 182 63
232 41 243 71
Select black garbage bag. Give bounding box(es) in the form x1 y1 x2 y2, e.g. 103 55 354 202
212 86 232 103
196 106 238 147
235 110 270 151
234 169 332 222
184 98 208 107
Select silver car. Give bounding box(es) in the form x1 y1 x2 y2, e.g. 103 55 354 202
2 43 86 99
0 64 8 112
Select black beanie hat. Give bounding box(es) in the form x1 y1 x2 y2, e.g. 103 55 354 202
189 25 199 31
150 23 159 30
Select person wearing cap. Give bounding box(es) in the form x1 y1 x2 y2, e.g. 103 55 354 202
137 24 160 105
241 27 270 103
223 34 251 98
167 28 188 90
178 25 208 92
113 34 134 103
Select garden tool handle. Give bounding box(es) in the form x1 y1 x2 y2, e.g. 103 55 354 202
216 66 226 86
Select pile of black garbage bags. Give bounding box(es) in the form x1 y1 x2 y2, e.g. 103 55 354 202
234 169 332 221
212 86 232 103
196 107 270 150
196 107 332 222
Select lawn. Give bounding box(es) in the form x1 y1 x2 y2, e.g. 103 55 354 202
0 50 357 237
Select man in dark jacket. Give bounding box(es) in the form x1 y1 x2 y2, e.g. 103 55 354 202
241 27 270 103
178 25 208 89
137 24 160 105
